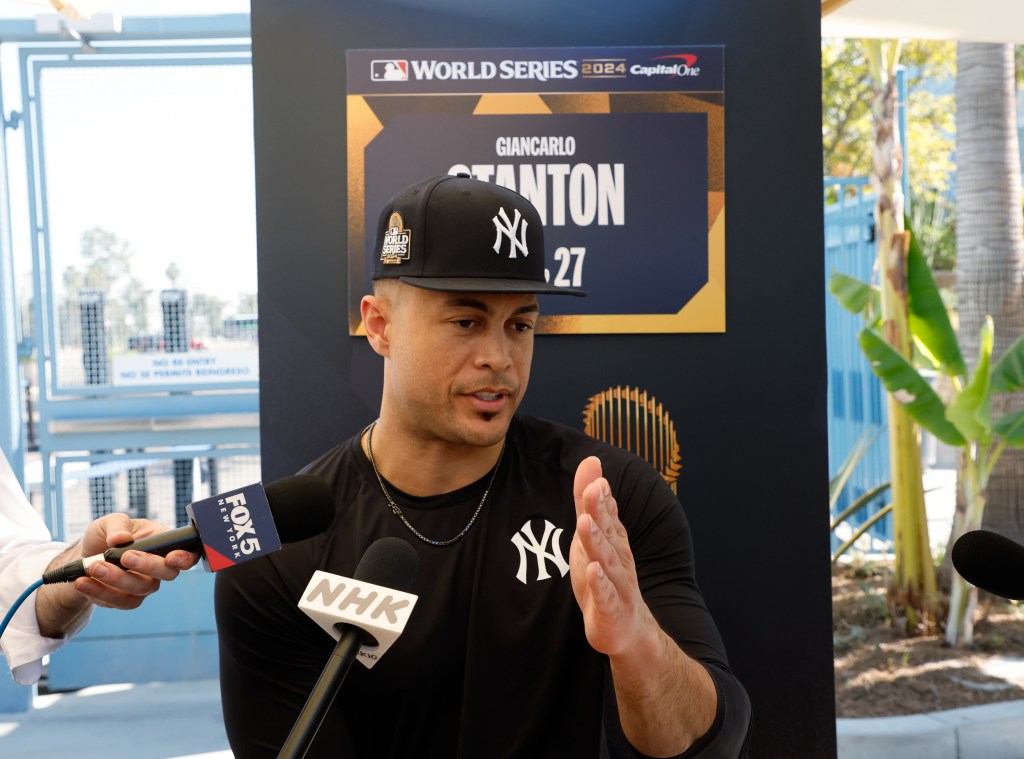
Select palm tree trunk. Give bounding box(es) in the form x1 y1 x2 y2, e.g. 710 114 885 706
954 42 1024 546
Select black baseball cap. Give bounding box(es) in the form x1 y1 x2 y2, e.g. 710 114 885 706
371 174 586 296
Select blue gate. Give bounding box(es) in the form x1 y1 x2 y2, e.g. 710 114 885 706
0 14 256 712
823 177 892 548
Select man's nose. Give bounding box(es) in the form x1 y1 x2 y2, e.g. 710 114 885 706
475 328 514 371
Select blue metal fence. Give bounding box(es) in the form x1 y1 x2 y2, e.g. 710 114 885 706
0 23 258 712
42 447 260 690
823 177 892 547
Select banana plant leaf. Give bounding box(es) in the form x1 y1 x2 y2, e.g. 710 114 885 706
829 271 881 327
859 329 966 446
906 225 965 378
994 409 1024 447
946 317 993 445
832 502 893 563
829 425 884 510
990 331 1024 395
830 481 891 530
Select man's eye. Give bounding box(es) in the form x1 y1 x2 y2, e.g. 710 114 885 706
455 319 475 329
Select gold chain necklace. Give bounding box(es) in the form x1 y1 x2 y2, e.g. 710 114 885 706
363 420 505 547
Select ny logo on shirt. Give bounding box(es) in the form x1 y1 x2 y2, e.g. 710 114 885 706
511 519 569 584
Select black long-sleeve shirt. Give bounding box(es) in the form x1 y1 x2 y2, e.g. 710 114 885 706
215 415 751 758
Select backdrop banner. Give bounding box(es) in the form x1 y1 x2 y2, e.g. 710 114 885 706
346 45 725 334
252 3 835 753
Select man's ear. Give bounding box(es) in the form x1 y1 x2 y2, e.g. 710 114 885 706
361 294 391 357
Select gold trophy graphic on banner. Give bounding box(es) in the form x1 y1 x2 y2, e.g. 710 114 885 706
583 386 681 493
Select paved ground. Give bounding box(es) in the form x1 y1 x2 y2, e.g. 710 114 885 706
837 699 1024 759
3 676 1024 758
0 680 231 759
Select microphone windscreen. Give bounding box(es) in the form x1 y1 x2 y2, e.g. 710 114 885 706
265 475 336 544
951 529 1024 600
353 536 419 592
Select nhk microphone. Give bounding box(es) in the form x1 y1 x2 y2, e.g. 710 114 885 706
280 537 420 759
42 475 335 584
297 536 420 668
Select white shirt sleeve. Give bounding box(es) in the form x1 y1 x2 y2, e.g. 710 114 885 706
0 450 93 685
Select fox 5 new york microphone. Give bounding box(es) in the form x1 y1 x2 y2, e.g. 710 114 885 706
42 475 335 584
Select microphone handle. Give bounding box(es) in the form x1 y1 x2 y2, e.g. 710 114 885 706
42 524 204 584
103 525 202 567
277 626 364 759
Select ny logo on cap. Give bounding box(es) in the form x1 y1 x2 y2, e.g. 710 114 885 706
492 206 529 259
381 212 412 265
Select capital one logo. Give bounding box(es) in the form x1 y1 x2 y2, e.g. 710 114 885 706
492 206 529 259
511 519 569 584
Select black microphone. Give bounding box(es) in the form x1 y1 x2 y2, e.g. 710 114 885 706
42 474 335 584
951 529 1024 600
278 536 420 759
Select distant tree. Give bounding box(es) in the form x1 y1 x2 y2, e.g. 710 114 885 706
824 39 960 273
823 39 956 202
58 266 83 347
62 265 83 293
61 227 146 351
237 292 258 316
123 276 151 335
166 261 181 288
80 227 134 292
190 293 227 339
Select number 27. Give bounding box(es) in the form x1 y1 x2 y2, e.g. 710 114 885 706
553 246 585 287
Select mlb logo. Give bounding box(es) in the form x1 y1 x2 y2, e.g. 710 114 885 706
371 60 409 81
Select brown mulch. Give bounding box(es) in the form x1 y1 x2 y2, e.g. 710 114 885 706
833 558 1024 718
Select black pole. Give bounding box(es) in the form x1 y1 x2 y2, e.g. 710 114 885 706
277 627 364 759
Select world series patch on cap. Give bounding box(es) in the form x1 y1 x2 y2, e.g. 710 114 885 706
371 174 586 296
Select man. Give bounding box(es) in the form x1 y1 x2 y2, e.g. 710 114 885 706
216 174 751 758
1 449 198 685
